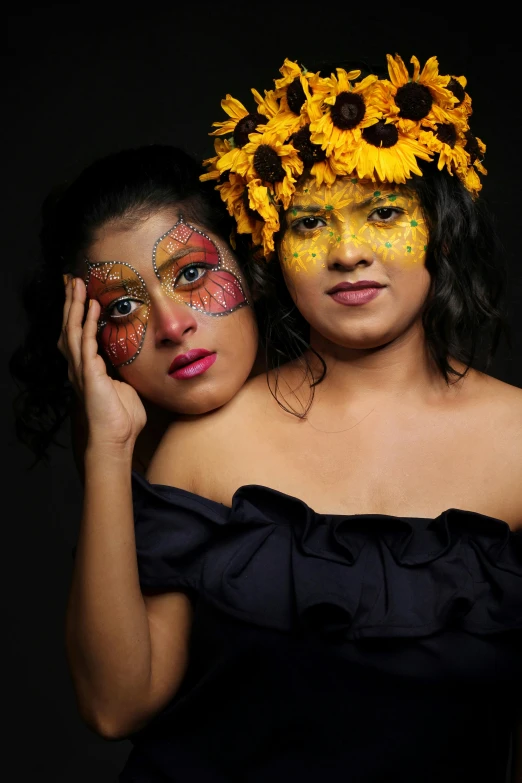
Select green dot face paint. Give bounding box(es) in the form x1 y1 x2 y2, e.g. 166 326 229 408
280 177 428 275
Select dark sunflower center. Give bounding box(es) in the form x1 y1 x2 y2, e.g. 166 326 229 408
233 112 264 148
287 78 311 115
464 130 481 163
330 92 366 130
362 120 399 148
447 77 466 106
253 144 285 182
436 123 457 148
290 125 326 165
395 82 433 121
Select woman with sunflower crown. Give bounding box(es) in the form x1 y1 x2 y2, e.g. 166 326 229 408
87 56 521 782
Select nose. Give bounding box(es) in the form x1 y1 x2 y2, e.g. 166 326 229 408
327 228 375 271
152 297 198 346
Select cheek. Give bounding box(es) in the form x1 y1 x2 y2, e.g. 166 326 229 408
280 231 334 274
97 310 150 368
362 214 428 267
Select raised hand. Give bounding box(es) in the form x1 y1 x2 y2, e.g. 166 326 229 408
58 276 147 453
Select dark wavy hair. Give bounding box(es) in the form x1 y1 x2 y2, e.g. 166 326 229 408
10 144 236 462
247 161 508 416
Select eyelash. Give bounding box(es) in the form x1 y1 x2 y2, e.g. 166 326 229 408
173 263 213 287
291 206 405 232
368 207 404 222
106 297 144 322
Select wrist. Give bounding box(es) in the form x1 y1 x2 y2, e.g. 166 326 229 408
84 439 136 466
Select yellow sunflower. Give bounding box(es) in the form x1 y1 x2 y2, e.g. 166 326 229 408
247 179 281 255
209 89 279 148
310 157 338 187
200 138 231 182
274 58 307 92
459 132 487 196
418 125 469 177
335 120 433 184
309 69 381 159
381 54 457 134
446 74 472 120
216 172 246 218
241 129 304 209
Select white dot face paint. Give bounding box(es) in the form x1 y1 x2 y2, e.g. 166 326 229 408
153 216 249 317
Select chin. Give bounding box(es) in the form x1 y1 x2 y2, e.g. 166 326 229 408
320 324 399 351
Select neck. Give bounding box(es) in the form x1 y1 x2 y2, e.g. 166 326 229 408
133 402 175 474
305 320 457 405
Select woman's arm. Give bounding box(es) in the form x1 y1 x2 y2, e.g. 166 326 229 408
62 279 191 739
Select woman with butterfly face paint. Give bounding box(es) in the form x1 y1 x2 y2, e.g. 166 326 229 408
11 145 258 749
13 145 258 471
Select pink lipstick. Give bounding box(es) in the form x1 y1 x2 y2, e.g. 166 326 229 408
327 280 385 306
168 349 217 380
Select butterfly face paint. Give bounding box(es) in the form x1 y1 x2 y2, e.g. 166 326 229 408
152 216 248 316
280 178 428 276
85 261 150 367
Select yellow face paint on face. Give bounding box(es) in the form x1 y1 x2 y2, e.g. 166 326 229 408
280 178 428 274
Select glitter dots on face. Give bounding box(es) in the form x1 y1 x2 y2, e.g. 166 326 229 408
85 261 150 367
152 216 248 316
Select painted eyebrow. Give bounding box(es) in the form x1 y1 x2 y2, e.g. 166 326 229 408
290 194 403 213
289 204 327 213
93 248 196 294
356 194 403 209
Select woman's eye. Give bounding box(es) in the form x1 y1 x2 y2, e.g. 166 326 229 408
107 299 141 318
369 207 400 222
294 216 326 231
176 266 206 286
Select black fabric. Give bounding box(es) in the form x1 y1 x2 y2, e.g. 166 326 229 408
119 472 522 782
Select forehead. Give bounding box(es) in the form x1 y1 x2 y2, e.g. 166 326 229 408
86 207 183 272
290 176 417 206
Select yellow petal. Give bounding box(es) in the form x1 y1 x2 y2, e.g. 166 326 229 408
386 53 409 87
220 95 249 120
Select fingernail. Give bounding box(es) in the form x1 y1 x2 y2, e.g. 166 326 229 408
63 274 69 286
88 299 93 309
72 278 76 289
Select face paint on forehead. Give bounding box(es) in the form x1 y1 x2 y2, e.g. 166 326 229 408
152 214 249 316
291 178 417 214
85 259 150 368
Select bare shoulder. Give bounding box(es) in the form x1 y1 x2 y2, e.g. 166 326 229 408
467 370 522 419
146 375 272 492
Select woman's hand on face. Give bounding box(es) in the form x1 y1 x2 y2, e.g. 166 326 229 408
58 277 147 453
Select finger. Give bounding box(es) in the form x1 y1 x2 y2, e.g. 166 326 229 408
66 278 89 377
81 298 104 369
58 275 74 356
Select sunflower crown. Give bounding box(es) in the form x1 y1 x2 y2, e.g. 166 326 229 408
201 55 486 259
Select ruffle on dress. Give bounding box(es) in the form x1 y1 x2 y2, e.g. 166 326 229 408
132 472 522 640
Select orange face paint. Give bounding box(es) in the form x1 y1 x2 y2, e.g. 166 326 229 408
153 217 247 316
85 261 150 367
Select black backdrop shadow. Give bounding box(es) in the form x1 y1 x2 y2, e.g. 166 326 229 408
5 3 521 780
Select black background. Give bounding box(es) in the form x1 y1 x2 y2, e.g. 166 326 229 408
5 3 522 780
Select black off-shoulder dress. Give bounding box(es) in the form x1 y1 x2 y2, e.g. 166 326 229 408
118 472 522 783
